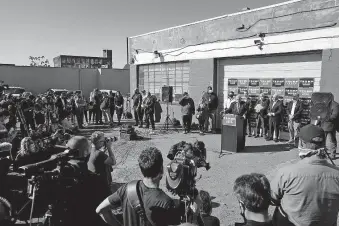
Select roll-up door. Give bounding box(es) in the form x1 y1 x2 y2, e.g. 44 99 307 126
216 52 322 134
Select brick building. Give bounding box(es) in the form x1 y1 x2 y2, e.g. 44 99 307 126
53 50 112 69
127 0 339 132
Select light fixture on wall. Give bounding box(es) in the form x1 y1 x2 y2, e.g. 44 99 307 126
254 39 264 50
154 50 162 58
236 24 245 31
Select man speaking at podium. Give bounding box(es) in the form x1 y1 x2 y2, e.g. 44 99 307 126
225 95 247 135
225 95 247 116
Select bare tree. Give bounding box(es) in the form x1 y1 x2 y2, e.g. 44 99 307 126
29 56 50 67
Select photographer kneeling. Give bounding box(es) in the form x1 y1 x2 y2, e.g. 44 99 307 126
96 147 201 226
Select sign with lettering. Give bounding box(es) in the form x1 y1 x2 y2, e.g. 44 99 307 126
284 96 293 104
285 88 299 96
249 79 260 87
238 79 248 87
228 79 238 86
248 87 260 95
285 78 299 88
259 79 272 87
223 114 236 126
299 78 314 88
228 87 238 94
272 78 285 87
260 87 271 95
271 87 285 96
299 88 313 98
238 87 248 94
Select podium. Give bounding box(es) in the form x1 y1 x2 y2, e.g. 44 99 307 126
220 114 245 157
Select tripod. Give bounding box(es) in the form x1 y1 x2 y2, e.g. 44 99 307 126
161 101 179 132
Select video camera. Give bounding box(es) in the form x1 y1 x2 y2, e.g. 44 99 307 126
166 141 210 199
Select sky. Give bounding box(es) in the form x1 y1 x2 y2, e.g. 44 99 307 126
0 0 289 68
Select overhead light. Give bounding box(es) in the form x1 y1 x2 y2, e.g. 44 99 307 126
258 33 266 39
254 40 264 50
154 51 161 58
236 24 245 30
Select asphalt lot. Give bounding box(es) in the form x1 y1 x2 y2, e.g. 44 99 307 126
81 121 339 226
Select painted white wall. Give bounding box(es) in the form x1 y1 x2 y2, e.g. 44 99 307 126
133 27 339 65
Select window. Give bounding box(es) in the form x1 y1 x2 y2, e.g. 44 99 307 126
138 61 190 102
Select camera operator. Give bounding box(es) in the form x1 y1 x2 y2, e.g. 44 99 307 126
0 110 16 143
96 147 201 226
20 93 35 136
88 131 116 195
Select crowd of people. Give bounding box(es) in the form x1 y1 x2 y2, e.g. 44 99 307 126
1 82 339 226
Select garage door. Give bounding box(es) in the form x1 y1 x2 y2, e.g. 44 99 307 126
216 52 322 131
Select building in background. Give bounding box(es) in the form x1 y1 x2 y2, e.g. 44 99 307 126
53 49 112 69
128 0 339 133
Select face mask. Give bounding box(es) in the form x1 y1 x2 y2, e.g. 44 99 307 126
208 90 212 93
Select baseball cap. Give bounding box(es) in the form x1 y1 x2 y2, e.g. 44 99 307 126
299 124 325 143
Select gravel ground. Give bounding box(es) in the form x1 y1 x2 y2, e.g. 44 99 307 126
84 122 339 226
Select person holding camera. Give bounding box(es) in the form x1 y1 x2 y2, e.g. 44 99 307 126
96 147 201 226
88 131 116 195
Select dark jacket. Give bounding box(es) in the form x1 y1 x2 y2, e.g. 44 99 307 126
179 96 195 115
132 93 142 109
268 100 283 123
143 96 156 114
205 92 219 111
321 101 339 132
225 101 247 116
286 100 303 123
154 100 162 123
255 99 270 118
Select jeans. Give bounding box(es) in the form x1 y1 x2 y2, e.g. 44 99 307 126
145 112 155 129
76 108 84 127
288 120 300 141
102 109 112 123
325 131 337 155
244 115 252 135
256 115 267 137
134 107 143 125
268 117 280 140
204 109 216 132
183 114 192 132
198 118 205 132
110 107 115 122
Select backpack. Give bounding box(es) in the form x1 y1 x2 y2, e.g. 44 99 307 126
127 180 151 226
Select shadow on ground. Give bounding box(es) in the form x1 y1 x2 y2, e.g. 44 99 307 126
243 143 294 153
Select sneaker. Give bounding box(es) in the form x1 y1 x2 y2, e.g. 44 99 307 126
183 131 187 134
199 131 204 135
286 140 294 144
149 131 155 135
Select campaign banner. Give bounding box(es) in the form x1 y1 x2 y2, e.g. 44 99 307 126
285 78 299 88
249 79 260 87
248 87 260 95
238 79 249 87
228 79 238 86
301 98 312 106
228 87 239 94
285 88 299 96
299 78 314 88
238 87 248 94
271 87 285 96
272 78 285 87
299 88 313 98
260 87 271 95
284 96 293 104
259 79 272 87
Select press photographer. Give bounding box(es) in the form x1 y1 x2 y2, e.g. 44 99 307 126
88 131 117 196
96 147 202 226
